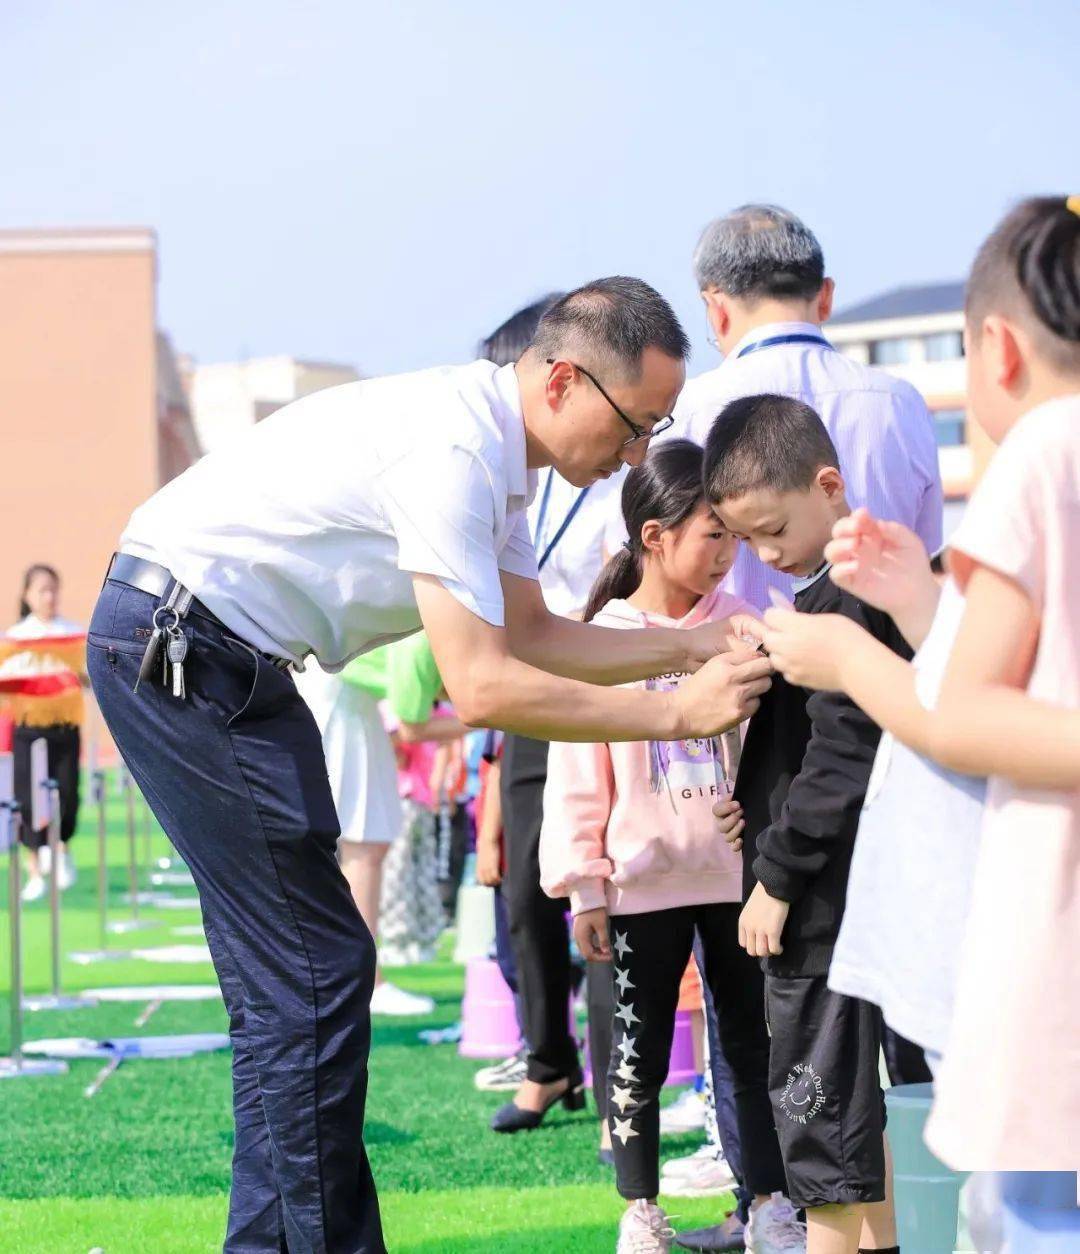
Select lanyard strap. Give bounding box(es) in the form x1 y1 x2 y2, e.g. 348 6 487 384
535 470 592 571
736 332 832 359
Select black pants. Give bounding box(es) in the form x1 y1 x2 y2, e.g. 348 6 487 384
14 722 81 847
501 733 578 1084
88 578 385 1253
587 955 615 1117
606 903 787 1202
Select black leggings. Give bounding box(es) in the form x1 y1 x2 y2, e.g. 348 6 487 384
14 723 81 848
605 902 787 1202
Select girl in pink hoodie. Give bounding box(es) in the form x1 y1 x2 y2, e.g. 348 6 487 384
540 440 791 1252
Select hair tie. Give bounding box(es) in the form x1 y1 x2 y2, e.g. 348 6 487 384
622 539 633 552
1066 195 1080 218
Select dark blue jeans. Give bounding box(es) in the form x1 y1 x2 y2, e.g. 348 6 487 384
88 578 385 1254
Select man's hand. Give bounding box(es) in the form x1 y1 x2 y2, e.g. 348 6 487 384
712 796 745 851
761 608 862 692
673 646 773 738
685 613 765 672
475 837 502 887
573 907 612 962
738 882 790 957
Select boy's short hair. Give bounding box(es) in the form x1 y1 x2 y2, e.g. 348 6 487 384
703 393 839 502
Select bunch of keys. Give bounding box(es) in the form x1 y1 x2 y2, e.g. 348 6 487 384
165 625 188 699
134 586 192 700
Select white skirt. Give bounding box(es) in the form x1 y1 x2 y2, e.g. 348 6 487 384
294 666 403 845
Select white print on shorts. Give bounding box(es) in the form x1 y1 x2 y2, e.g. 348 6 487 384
780 1062 826 1124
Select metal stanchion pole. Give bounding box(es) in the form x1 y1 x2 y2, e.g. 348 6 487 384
22 784 95 1012
95 766 107 949
140 793 152 883
0 802 67 1078
107 764 157 935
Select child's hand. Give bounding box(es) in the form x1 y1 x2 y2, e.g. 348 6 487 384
827 509 934 615
475 837 502 887
738 882 789 957
712 797 745 851
675 649 773 737
761 609 862 691
573 907 612 962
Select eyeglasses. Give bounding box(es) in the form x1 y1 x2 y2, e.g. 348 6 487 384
546 358 676 447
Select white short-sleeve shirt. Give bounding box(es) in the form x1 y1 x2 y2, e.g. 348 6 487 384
120 361 539 670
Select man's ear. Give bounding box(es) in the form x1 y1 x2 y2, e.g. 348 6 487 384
544 358 575 409
703 288 730 342
817 278 836 323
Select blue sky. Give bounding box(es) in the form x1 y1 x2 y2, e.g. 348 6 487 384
2 0 1077 376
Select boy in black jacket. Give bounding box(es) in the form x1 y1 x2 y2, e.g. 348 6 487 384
704 393 909 1254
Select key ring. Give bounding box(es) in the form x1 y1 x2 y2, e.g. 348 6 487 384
152 605 181 633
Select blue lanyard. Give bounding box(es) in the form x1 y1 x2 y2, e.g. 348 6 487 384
736 332 832 359
534 469 591 571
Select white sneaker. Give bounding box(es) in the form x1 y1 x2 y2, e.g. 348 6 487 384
659 1087 707 1135
369 981 436 1017
661 1142 718 1180
38 845 51 875
474 1048 528 1091
57 849 77 890
617 1199 676 1253
21 875 46 903
661 1150 737 1198
744 1192 807 1253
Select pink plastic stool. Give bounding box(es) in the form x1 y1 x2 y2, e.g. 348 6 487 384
585 1009 697 1089
458 958 522 1060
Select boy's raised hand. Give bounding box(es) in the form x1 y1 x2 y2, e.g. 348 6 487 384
573 907 612 962
738 881 789 957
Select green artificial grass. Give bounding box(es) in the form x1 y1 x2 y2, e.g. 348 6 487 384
0 776 734 1251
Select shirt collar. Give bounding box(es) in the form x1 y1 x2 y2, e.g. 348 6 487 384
726 320 828 361
791 561 832 595
491 363 535 501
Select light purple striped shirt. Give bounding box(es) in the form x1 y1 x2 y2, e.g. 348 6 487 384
673 321 944 611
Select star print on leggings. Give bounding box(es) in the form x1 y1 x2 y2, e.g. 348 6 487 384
610 1083 635 1114
614 966 635 996
615 1059 638 1083
614 1001 641 1029
615 1033 639 1062
613 931 632 961
611 1116 639 1146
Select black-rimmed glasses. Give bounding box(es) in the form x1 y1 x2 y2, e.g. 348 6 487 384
546 358 676 447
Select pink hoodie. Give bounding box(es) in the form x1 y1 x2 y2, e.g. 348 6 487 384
540 585 754 917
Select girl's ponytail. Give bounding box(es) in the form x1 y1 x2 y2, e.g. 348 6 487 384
581 439 707 623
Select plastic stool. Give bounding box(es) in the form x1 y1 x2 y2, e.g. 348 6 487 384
885 1082 965 1253
452 883 496 964
458 958 521 1060
585 1009 697 1090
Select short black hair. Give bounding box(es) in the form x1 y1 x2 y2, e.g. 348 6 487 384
967 196 1080 374
478 293 566 366
703 393 839 503
693 205 825 302
529 276 690 380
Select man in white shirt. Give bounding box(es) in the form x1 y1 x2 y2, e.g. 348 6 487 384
86 277 770 1254
676 204 943 610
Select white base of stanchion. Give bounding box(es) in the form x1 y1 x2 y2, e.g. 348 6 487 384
155 856 181 870
171 925 205 937
69 944 212 965
23 1033 230 1059
150 872 194 888
106 919 161 935
121 893 199 910
22 993 98 1011
0 1056 69 1079
81 984 221 1003
118 892 160 906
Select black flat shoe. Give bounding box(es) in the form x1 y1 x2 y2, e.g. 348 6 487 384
489 1073 586 1133
597 1148 615 1167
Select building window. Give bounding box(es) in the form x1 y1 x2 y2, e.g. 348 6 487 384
933 408 966 447
924 331 964 362
869 336 919 366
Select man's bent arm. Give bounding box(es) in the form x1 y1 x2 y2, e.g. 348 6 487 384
414 575 770 743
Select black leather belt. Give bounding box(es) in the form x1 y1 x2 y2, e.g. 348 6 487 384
106 553 293 671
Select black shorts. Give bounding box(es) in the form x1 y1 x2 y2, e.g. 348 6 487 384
766 974 886 1209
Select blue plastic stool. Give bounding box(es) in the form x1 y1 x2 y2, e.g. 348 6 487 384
885 1082 965 1253
1002 1173 1080 1252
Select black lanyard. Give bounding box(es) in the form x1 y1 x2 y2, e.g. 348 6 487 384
534 469 591 571
736 332 832 359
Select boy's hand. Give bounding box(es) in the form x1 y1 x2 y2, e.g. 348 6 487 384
712 797 745 851
475 838 502 887
761 609 861 691
573 907 612 962
739 882 789 957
